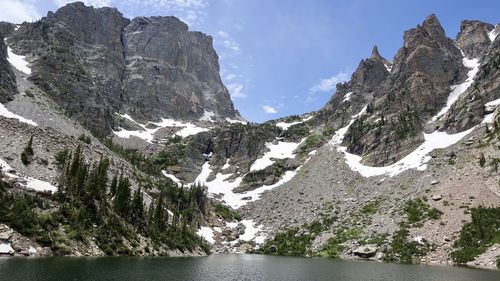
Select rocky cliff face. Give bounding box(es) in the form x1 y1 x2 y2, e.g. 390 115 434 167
5 2 240 135
122 17 238 122
339 15 471 166
456 20 495 58
317 45 390 132
0 33 17 103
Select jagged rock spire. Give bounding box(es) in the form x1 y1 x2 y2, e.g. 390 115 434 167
370 45 389 66
421 14 446 39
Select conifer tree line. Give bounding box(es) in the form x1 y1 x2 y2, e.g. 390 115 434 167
51 145 211 253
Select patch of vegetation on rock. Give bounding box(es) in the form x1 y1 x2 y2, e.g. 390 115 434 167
238 160 298 192
384 226 435 264
403 198 442 226
20 136 34 165
319 227 362 258
255 220 328 257
451 206 500 264
214 203 241 221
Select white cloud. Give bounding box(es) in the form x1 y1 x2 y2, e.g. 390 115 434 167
217 31 229 38
222 40 239 51
117 0 208 26
309 71 350 93
262 105 277 114
0 0 41 23
225 74 236 81
227 83 246 99
215 30 240 52
53 0 111 8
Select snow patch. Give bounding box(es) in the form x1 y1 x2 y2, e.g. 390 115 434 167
195 160 302 209
249 139 303 171
338 127 475 177
196 227 215 244
222 160 231 170
1 157 57 193
483 113 496 124
226 222 238 229
485 98 500 107
25 178 58 193
7 46 31 75
113 113 210 143
200 110 215 122
239 220 262 241
0 102 37 126
275 115 313 130
161 170 182 186
489 27 498 42
384 64 392 72
432 57 480 122
342 92 353 103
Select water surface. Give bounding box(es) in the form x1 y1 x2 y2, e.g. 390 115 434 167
0 254 498 281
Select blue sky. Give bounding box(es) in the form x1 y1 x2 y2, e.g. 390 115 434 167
1 1 499 122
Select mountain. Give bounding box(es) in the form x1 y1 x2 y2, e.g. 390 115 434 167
5 2 241 136
0 2 499 269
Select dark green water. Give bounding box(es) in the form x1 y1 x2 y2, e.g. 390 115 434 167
0 254 499 281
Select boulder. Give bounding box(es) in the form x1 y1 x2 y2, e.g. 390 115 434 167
353 244 378 258
239 243 253 252
431 194 442 201
0 224 14 240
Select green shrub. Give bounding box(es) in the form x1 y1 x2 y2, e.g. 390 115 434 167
257 227 312 256
361 200 381 214
384 226 432 264
20 136 34 165
78 134 91 144
403 198 441 224
215 203 241 221
451 207 500 263
299 134 326 152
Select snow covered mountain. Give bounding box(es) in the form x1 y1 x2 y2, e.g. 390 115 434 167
0 3 499 269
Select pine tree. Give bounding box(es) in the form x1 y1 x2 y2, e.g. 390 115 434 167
479 153 486 168
20 135 34 165
130 187 145 227
113 177 131 218
147 201 155 235
109 173 118 196
154 190 167 232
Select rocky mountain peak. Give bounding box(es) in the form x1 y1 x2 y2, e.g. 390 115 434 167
421 14 446 39
456 20 495 58
370 45 389 66
350 54 389 91
402 14 452 51
3 2 241 136
370 45 381 60
121 15 236 123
